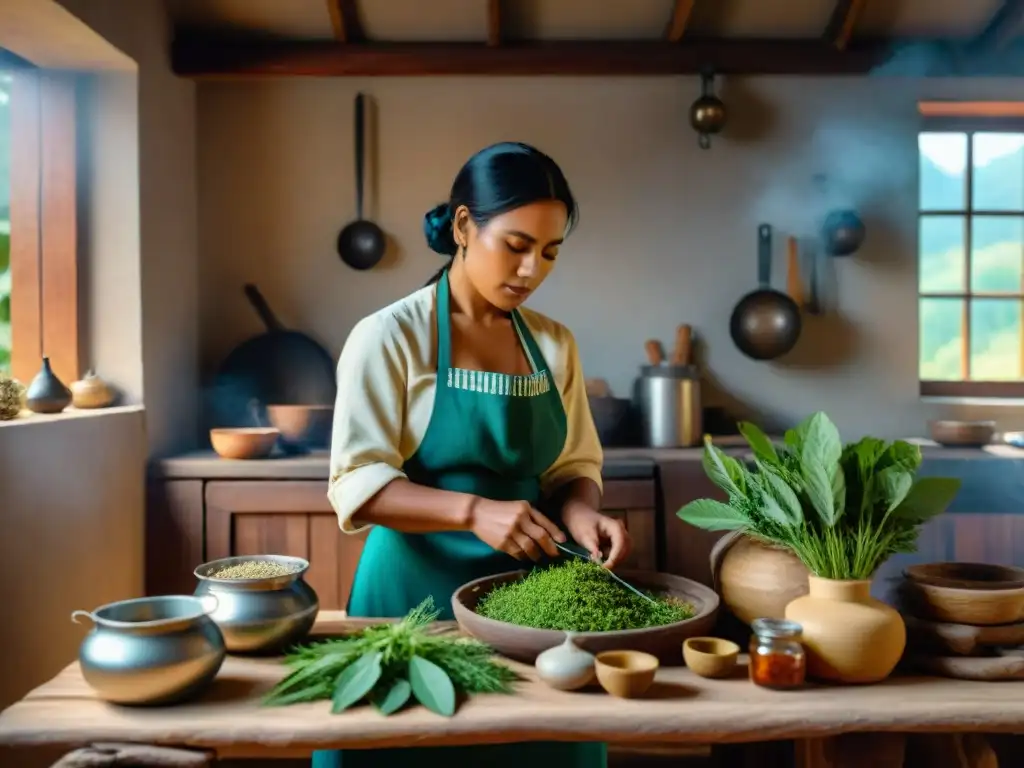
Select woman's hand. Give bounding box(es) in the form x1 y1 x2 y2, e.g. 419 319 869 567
469 499 566 561
562 501 632 570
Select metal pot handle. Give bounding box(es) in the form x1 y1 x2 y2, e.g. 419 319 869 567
199 594 220 615
70 610 95 625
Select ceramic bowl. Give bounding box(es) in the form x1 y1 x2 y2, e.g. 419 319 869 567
451 569 719 665
210 427 280 460
682 636 740 679
266 405 333 450
594 650 659 698
928 419 996 447
905 562 1024 592
902 578 1024 626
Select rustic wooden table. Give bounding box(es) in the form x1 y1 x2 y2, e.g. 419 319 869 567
0 614 1018 767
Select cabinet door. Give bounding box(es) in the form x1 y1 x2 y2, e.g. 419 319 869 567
601 480 657 571
205 481 367 611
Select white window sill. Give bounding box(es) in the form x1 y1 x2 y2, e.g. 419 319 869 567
0 403 144 428
921 397 1024 407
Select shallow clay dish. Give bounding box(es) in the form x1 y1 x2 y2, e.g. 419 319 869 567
594 650 659 698
451 569 719 665
928 419 996 447
905 562 1024 592
210 427 280 460
683 637 740 679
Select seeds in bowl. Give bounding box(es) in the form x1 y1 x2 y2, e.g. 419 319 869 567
208 560 300 580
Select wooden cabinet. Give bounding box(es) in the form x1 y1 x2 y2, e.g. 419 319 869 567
145 477 658 612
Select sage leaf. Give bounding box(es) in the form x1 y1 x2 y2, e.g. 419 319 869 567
701 439 745 498
892 477 961 523
739 422 779 466
800 412 843 478
409 655 456 717
371 677 412 716
331 651 383 714
677 499 749 531
876 467 913 514
802 458 837 527
757 465 803 525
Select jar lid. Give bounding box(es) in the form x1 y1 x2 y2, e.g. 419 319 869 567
751 617 803 639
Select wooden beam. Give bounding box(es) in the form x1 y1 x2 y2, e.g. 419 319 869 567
174 36 1023 78
666 0 696 43
823 0 866 50
972 0 1024 52
488 0 501 47
326 0 365 44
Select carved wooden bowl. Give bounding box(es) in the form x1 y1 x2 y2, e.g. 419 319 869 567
451 569 720 666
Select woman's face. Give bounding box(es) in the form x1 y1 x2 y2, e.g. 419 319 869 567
456 200 568 312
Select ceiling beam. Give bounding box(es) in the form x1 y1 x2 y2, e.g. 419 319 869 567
488 0 501 47
665 0 696 43
972 0 1024 52
169 35 1024 79
326 0 365 44
823 0 866 50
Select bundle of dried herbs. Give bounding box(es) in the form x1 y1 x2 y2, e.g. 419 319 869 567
476 559 695 632
677 411 963 580
264 597 517 717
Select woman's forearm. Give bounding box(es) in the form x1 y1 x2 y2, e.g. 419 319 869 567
350 479 479 533
556 477 603 516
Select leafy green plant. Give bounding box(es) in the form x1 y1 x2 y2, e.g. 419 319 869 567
677 411 962 580
264 597 517 717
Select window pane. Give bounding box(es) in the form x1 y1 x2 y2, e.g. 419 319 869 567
972 132 1024 212
0 71 10 375
920 298 964 380
920 132 966 211
971 215 1024 293
919 216 965 292
970 299 1022 380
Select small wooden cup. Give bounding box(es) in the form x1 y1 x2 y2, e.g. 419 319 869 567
594 650 659 698
683 637 740 679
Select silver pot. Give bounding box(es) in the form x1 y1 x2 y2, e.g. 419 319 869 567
71 595 225 705
193 554 319 654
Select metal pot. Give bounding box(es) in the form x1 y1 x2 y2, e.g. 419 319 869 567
194 554 319 654
822 209 865 257
71 595 225 705
689 69 726 150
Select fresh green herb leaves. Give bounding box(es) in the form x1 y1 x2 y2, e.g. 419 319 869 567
677 411 962 580
264 597 518 717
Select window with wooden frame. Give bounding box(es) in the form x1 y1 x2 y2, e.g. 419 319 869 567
918 106 1024 398
0 53 79 388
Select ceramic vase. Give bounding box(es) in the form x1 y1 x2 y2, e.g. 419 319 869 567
25 356 72 414
710 531 810 625
784 576 906 684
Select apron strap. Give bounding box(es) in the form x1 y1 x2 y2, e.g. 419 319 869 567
435 270 453 374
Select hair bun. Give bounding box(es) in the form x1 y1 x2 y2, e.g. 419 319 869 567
423 203 457 256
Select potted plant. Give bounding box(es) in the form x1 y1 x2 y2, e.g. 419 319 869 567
678 411 962 683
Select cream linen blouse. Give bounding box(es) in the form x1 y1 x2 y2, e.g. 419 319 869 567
327 283 604 534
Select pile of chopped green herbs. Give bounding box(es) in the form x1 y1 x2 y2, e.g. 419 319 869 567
677 411 963 581
476 558 695 632
264 597 517 717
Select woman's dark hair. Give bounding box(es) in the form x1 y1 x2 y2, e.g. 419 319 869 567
423 142 579 285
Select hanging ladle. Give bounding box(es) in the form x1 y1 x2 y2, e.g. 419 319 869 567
337 93 386 271
689 67 727 150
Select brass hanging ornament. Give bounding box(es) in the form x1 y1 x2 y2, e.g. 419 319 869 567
689 68 726 150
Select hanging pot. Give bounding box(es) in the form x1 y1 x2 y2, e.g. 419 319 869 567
689 68 726 150
822 209 866 257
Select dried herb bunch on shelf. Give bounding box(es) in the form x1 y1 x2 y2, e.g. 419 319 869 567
678 412 962 580
264 597 517 717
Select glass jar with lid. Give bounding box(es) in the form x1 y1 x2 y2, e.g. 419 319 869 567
749 618 806 690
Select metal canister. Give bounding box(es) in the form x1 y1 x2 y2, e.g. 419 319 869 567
637 363 702 448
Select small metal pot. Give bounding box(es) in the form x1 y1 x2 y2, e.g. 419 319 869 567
194 554 319 654
71 595 225 705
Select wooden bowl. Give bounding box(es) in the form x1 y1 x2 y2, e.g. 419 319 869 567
451 569 719 666
266 405 333 450
905 562 1024 592
210 428 280 460
901 578 1024 626
682 636 740 679
594 650 659 698
928 419 996 447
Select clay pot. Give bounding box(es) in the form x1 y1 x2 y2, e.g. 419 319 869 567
70 371 116 409
710 531 809 625
785 577 906 684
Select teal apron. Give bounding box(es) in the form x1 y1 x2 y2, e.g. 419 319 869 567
313 272 606 768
